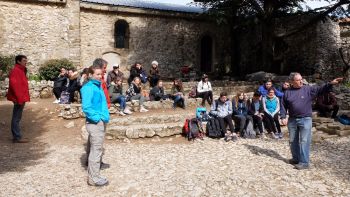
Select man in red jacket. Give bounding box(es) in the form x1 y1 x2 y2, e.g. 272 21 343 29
7 55 30 143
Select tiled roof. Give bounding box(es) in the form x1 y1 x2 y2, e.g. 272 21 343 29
81 0 204 13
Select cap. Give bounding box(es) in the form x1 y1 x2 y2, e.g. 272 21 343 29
113 64 120 69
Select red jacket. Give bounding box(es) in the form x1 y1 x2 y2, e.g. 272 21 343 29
101 75 111 108
7 64 30 104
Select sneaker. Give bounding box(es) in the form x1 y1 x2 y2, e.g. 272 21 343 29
53 99 60 104
119 111 126 116
123 108 132 114
271 132 279 139
140 107 148 112
87 178 109 187
294 163 309 170
288 159 299 165
278 132 283 139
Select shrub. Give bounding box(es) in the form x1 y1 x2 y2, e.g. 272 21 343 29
39 59 75 81
0 55 15 80
28 74 42 81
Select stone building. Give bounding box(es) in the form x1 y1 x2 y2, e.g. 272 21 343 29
0 0 230 79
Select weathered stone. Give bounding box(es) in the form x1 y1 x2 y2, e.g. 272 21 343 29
64 121 75 129
313 117 334 124
337 130 350 136
81 125 88 140
245 71 275 82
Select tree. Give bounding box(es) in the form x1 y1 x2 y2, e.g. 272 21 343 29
194 0 350 76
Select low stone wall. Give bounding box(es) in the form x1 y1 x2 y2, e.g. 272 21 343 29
0 79 54 99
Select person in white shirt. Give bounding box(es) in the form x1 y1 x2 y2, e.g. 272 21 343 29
197 74 213 106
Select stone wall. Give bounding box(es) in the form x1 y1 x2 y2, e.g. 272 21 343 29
79 6 229 79
0 0 80 74
340 21 350 73
239 16 344 80
0 79 54 99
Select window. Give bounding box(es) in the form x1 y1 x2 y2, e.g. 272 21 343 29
114 20 129 49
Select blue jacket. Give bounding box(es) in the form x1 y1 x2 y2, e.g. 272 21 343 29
258 85 284 98
262 96 280 116
81 79 110 124
232 99 248 116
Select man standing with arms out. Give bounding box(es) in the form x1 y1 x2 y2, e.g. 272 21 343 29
281 72 342 170
7 55 30 143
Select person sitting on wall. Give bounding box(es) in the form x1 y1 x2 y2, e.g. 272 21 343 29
149 60 160 88
128 62 147 84
67 68 80 103
262 88 282 139
258 79 284 98
126 77 149 112
248 92 265 137
170 79 185 109
108 77 132 116
106 64 124 87
197 74 213 106
232 92 253 136
315 90 339 119
149 80 168 101
210 91 237 141
53 67 68 103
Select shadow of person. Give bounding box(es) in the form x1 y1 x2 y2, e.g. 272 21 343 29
0 101 49 174
244 144 289 164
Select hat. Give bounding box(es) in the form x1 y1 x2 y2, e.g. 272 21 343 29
113 64 120 69
151 61 158 66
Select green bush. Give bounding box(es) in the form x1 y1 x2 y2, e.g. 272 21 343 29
28 74 42 81
0 55 15 80
39 59 75 81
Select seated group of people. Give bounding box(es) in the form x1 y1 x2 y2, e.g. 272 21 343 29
208 78 339 140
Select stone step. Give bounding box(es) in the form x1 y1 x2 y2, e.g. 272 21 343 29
108 114 184 126
107 122 183 139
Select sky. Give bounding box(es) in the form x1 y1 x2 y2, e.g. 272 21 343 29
151 0 336 9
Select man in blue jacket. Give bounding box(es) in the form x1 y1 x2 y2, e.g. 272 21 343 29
281 72 342 170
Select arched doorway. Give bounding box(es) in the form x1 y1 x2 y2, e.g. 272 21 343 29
102 52 121 78
200 35 213 73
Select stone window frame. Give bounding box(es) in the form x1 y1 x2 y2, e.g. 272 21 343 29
114 20 130 49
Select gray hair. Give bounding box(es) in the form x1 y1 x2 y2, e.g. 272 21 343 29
92 58 108 68
288 72 301 81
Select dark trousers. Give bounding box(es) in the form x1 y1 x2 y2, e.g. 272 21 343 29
150 94 169 101
318 105 339 118
217 115 235 133
149 77 159 88
263 113 281 133
252 115 264 133
53 87 64 99
197 91 213 106
11 103 25 140
233 115 252 134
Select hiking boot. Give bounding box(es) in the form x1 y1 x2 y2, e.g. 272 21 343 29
294 163 309 170
87 178 109 187
119 111 126 116
13 138 29 143
288 159 299 165
278 132 283 139
140 107 148 112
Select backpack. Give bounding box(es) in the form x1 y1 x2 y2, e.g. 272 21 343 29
59 91 70 104
183 118 204 141
206 117 223 138
188 85 197 98
196 107 209 122
140 70 148 84
241 120 256 139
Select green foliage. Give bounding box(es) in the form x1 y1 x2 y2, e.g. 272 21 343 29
0 55 15 80
28 74 42 81
39 59 75 81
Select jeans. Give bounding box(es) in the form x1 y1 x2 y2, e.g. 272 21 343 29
288 117 312 166
130 94 145 106
173 95 184 108
86 121 106 183
11 103 25 140
111 95 126 110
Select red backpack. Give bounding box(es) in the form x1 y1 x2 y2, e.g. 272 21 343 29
183 118 204 141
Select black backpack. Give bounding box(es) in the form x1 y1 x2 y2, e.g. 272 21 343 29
183 118 204 141
206 117 223 138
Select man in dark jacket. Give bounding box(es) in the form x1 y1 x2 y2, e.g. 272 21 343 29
106 64 124 87
315 91 339 119
281 72 342 170
53 67 68 103
128 62 147 84
149 80 168 101
7 55 30 143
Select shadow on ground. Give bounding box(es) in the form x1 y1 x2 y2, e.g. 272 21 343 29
244 144 289 163
0 102 49 174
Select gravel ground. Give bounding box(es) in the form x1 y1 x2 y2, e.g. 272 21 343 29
0 135 349 196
